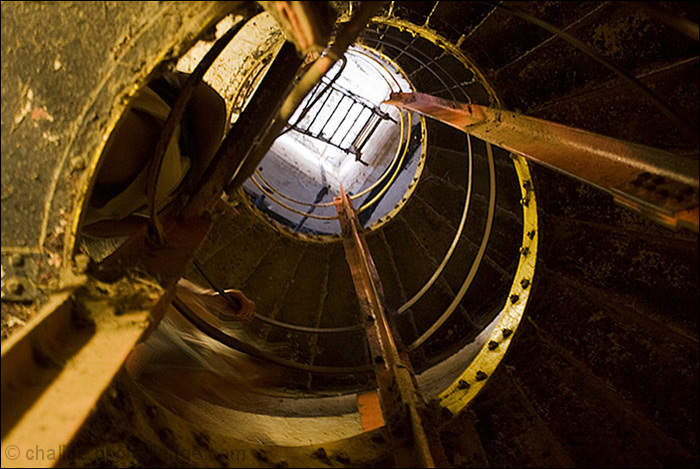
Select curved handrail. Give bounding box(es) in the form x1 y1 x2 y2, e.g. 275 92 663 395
193 258 365 334
398 132 474 314
408 142 496 351
173 297 372 374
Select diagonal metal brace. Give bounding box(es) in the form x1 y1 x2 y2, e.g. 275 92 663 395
384 92 699 232
334 187 448 468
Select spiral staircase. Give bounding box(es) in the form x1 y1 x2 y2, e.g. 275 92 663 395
156 2 700 465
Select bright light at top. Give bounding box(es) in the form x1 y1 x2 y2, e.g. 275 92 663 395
243 45 422 236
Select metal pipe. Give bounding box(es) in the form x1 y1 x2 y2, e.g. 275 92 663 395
279 2 386 121
334 187 448 468
282 55 348 136
318 95 345 136
303 87 334 133
328 101 355 143
385 92 699 231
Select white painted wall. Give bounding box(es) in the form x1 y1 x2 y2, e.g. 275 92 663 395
242 46 423 235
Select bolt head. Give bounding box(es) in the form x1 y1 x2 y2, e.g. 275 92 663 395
5 277 25 295
336 451 350 464
69 156 86 172
9 254 24 267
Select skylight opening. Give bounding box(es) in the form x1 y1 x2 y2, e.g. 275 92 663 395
243 45 424 237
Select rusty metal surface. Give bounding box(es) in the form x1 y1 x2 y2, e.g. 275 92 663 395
1 10 379 462
183 40 303 218
0 1 237 304
1 273 162 468
334 187 447 468
146 11 256 242
279 1 385 120
2 206 212 467
92 207 212 286
385 91 699 231
258 1 335 55
0 4 254 463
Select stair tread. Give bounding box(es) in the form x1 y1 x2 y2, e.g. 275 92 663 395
469 368 575 468
491 2 699 113
504 320 697 467
197 221 279 289
241 238 308 319
469 2 605 73
529 57 700 149
531 270 699 452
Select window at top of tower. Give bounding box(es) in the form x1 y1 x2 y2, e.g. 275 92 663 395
241 45 425 238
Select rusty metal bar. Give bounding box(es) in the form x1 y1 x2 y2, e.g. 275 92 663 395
281 55 347 137
184 40 303 217
334 187 448 468
146 12 253 243
279 1 385 121
259 1 335 55
385 92 699 231
1 206 219 468
1 277 160 468
223 2 387 199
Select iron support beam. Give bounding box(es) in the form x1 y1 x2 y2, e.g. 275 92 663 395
279 2 385 121
2 206 216 468
185 40 303 217
334 188 447 468
1 275 161 468
385 92 699 231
